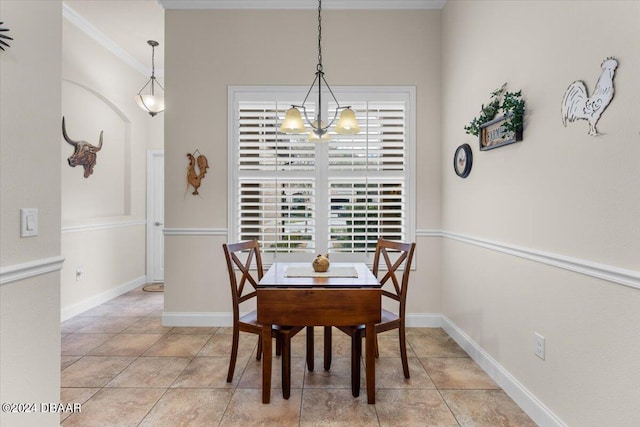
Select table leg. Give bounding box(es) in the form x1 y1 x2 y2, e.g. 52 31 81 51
351 329 362 397
306 326 314 372
262 325 272 404
324 326 332 371
365 323 376 404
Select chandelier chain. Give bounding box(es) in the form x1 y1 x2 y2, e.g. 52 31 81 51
317 0 322 72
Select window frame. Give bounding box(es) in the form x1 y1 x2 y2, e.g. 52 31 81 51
228 85 416 264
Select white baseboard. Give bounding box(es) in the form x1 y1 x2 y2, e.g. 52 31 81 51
405 313 443 327
160 312 442 328
60 275 146 321
162 311 233 327
441 315 566 427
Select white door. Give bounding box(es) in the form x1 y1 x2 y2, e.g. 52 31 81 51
147 151 164 282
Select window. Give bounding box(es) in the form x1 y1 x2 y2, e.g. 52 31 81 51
229 87 415 263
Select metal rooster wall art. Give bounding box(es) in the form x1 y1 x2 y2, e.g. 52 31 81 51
561 57 618 136
186 150 209 196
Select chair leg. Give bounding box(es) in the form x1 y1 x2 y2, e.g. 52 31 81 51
323 326 332 371
374 334 379 358
276 334 282 356
306 326 314 372
227 327 240 382
256 335 262 361
351 329 363 397
399 325 410 378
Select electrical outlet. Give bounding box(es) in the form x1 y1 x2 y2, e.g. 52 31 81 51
534 332 545 360
75 267 84 282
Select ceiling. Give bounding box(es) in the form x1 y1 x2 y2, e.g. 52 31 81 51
63 0 165 73
62 0 446 76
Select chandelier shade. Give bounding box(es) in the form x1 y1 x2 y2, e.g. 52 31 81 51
278 0 360 141
334 108 360 134
308 121 331 142
280 107 307 134
135 40 164 117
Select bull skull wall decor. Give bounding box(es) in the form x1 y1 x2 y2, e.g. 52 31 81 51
62 117 103 178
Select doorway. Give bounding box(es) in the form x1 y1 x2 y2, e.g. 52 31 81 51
146 150 164 283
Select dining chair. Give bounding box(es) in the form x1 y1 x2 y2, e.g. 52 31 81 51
222 240 303 398
336 238 416 393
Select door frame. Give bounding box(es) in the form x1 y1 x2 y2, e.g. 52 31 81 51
146 149 164 283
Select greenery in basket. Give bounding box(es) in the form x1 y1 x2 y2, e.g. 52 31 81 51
464 83 525 137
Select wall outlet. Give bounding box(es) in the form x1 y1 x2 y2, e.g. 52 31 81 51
534 332 545 360
75 267 84 281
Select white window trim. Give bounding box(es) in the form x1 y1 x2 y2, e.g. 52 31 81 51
228 85 416 263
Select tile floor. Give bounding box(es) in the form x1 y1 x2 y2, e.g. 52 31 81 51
60 286 536 426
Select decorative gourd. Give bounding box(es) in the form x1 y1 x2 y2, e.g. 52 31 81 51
312 253 330 273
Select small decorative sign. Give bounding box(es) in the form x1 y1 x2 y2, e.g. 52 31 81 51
479 113 523 151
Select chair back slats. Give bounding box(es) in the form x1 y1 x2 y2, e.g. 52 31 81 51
372 239 416 309
223 240 264 318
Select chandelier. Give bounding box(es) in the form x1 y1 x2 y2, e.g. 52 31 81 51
279 0 360 141
135 40 165 117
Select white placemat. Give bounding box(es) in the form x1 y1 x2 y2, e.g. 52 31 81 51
284 266 358 278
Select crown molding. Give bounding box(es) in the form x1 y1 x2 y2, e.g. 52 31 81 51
158 0 447 10
62 3 164 77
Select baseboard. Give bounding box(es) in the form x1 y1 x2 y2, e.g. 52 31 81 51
162 311 233 327
441 315 567 427
60 275 146 321
161 312 442 328
405 313 443 327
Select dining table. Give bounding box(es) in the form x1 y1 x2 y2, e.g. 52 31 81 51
256 261 382 404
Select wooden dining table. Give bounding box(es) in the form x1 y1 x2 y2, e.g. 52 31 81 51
256 262 381 404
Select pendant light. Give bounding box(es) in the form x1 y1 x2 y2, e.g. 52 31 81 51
135 40 165 117
279 0 360 141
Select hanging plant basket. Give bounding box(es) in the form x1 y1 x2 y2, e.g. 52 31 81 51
465 84 525 151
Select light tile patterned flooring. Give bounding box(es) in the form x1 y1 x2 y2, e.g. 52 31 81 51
60 286 536 426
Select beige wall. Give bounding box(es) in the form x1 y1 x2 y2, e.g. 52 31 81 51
441 1 640 425
164 9 442 317
0 1 62 426
60 17 163 317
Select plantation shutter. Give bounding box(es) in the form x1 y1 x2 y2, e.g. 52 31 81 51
236 102 316 254
327 101 407 253
231 87 414 262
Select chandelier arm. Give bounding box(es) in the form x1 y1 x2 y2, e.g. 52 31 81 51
137 78 152 96
300 72 320 106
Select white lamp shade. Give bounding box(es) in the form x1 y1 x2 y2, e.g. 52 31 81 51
334 108 360 135
279 107 306 134
308 121 331 142
135 94 165 115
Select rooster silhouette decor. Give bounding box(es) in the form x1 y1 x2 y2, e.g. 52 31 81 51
561 57 618 136
186 150 209 196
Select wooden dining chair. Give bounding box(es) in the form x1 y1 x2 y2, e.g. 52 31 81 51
336 238 416 393
223 240 303 398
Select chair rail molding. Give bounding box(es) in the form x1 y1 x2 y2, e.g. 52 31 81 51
62 219 146 233
163 227 228 236
441 230 640 291
0 256 65 286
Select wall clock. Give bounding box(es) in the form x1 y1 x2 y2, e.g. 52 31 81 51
453 144 473 178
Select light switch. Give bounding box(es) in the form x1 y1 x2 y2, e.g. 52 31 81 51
20 208 38 237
